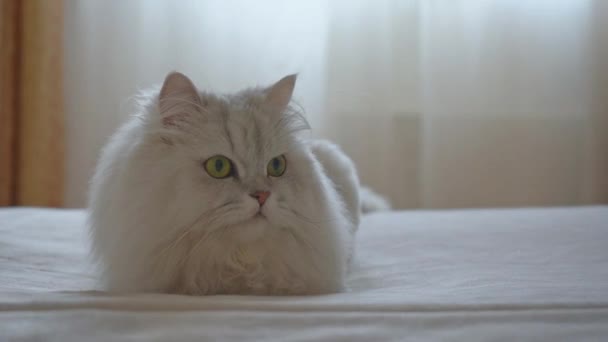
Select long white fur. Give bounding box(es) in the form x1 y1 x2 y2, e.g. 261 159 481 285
88 72 378 295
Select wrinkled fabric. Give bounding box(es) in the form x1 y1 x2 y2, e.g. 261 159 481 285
1 207 607 341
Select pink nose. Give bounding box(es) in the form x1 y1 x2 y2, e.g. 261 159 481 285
250 191 270 206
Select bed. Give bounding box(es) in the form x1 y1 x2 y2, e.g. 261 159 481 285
1 206 607 341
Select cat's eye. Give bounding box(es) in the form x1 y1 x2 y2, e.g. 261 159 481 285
267 155 287 177
204 155 233 179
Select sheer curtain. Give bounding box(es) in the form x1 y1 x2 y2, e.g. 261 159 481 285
418 0 607 208
64 0 330 207
64 0 607 208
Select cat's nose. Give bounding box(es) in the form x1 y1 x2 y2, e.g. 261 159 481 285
250 191 270 206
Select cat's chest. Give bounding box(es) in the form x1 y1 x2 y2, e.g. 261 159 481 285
180 232 317 295
217 244 309 294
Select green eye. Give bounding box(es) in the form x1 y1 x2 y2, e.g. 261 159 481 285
204 155 233 179
267 155 287 177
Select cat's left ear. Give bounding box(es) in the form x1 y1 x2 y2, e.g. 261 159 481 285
266 74 297 112
159 72 202 127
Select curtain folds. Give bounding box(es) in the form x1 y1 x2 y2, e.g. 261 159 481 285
64 0 607 209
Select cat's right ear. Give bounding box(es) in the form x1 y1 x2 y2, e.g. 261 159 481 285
265 74 297 113
158 72 202 127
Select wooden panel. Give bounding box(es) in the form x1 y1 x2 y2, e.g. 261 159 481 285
16 0 64 206
0 0 19 206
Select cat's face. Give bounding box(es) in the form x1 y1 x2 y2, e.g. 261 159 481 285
142 73 316 242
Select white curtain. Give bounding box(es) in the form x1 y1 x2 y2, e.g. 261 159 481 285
65 0 607 209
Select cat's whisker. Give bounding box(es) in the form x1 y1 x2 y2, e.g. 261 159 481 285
187 203 241 257
155 200 234 257
278 203 339 227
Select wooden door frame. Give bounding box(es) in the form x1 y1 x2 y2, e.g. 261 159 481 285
0 0 64 207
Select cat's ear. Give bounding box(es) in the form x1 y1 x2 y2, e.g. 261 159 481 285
159 72 202 126
266 74 297 112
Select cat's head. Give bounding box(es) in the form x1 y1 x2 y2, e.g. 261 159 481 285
134 72 322 242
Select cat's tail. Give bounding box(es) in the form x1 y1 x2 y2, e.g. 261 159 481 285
360 186 391 213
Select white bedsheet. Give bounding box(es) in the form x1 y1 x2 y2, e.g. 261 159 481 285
1 207 607 341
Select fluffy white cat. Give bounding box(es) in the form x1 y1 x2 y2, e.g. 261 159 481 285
88 72 388 295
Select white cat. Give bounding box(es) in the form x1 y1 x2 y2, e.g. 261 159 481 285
88 72 388 295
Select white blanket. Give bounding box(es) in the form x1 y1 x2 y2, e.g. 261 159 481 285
1 207 607 341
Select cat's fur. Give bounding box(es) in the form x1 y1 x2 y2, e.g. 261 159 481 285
88 72 388 295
